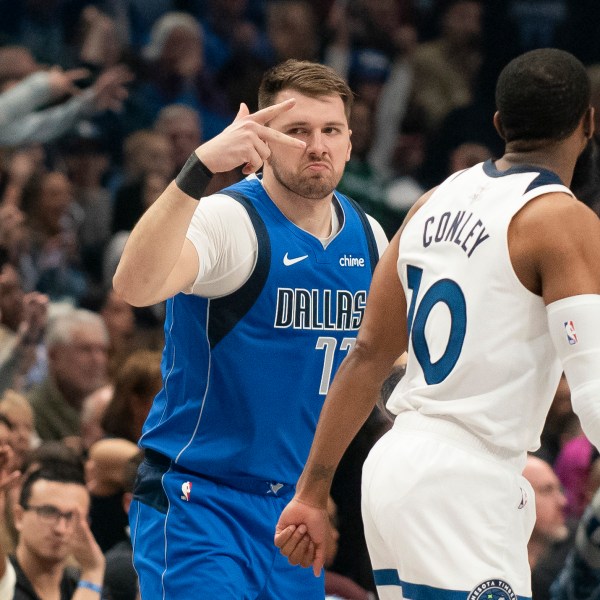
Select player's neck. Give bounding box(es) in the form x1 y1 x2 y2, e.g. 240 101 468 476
499 139 579 186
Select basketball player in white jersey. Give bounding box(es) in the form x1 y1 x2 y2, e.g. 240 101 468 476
275 48 600 600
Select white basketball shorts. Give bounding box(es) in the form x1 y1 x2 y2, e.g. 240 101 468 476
361 411 535 600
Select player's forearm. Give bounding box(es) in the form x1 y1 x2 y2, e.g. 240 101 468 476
296 340 395 506
113 181 199 306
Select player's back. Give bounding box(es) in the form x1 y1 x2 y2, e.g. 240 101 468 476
388 160 573 455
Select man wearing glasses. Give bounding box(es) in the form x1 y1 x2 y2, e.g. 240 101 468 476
10 463 106 600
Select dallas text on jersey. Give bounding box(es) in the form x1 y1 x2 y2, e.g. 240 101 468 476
274 288 367 330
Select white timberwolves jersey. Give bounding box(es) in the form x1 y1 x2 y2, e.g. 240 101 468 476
387 160 574 455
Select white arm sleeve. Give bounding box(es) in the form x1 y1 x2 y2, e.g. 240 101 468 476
547 294 600 449
0 558 16 599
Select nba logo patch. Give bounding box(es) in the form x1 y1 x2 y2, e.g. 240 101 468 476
181 481 192 501
564 320 578 345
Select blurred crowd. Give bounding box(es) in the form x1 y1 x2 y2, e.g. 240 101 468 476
2 1 600 599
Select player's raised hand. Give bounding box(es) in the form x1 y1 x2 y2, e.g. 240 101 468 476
274 497 329 577
197 98 306 175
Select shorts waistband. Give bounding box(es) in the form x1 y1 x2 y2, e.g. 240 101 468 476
392 411 526 470
143 449 296 499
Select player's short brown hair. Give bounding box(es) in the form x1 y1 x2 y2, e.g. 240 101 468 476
258 59 353 119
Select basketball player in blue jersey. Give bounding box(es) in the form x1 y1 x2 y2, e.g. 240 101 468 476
276 48 600 600
113 59 388 599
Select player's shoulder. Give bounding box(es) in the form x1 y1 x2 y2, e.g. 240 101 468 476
196 192 253 219
514 191 599 239
510 192 600 275
189 192 256 245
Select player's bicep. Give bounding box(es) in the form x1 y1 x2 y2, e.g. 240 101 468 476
538 200 600 304
160 238 201 298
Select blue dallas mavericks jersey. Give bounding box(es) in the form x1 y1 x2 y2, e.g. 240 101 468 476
139 176 378 486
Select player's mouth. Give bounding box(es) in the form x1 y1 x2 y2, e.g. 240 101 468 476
305 162 330 172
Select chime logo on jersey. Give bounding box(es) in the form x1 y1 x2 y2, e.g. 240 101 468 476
339 254 365 267
564 320 578 345
181 481 192 501
468 580 516 600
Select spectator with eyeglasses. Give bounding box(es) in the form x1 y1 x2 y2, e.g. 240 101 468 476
10 463 105 600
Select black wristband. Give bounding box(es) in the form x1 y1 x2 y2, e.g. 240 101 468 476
175 153 214 200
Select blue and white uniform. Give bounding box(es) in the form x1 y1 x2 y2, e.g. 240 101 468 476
362 160 574 600
130 175 384 599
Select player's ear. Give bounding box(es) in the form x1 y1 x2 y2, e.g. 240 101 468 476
13 503 24 532
346 130 352 162
493 112 506 141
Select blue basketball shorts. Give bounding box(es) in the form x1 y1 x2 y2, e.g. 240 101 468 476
129 453 324 600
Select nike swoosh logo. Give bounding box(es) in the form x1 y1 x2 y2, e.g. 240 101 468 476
283 252 308 266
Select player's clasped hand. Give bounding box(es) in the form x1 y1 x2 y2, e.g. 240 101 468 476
197 98 306 175
274 497 329 577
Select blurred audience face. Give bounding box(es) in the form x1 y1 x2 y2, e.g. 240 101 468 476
155 109 202 170
48 320 109 403
85 438 139 497
524 456 569 545
0 392 35 466
442 0 482 48
14 477 89 564
160 26 203 78
35 172 74 235
142 136 174 180
267 1 317 61
64 147 110 188
124 130 174 181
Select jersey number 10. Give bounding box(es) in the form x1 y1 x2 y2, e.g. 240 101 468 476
406 264 467 385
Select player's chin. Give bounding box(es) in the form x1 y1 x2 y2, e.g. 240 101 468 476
300 177 338 200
